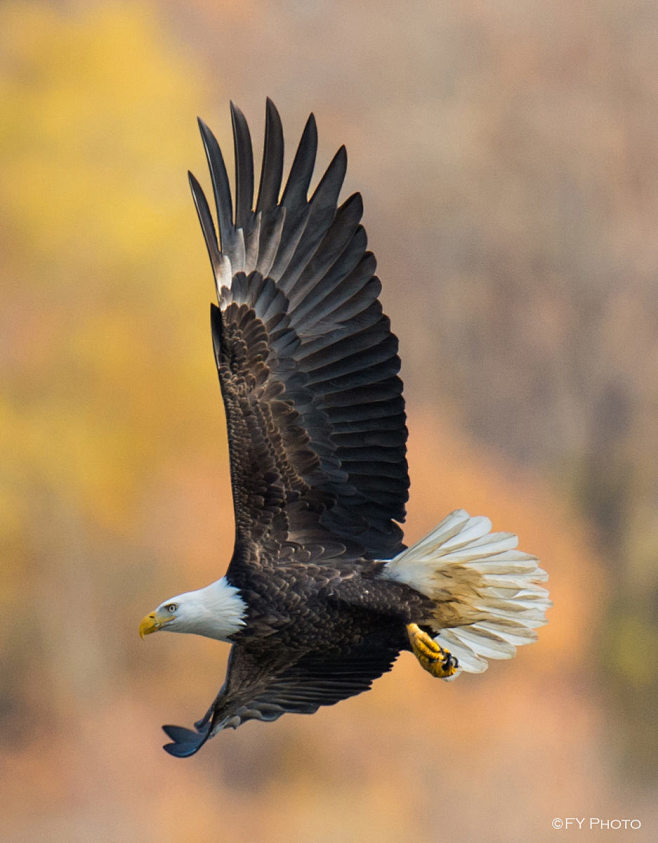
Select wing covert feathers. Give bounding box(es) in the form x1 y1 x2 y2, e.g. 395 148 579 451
192 101 409 563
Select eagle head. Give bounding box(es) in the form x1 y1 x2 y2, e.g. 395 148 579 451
139 576 247 642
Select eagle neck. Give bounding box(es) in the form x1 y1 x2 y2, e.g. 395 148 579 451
187 576 247 641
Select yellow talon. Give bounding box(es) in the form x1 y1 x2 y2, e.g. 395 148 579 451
406 623 458 678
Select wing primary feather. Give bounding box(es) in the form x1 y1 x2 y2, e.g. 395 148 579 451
281 113 318 210
269 205 312 281
288 223 367 323
188 170 222 279
256 98 284 212
279 146 348 293
244 211 261 274
197 117 240 262
255 206 286 277
309 145 347 213
285 193 364 315
230 102 255 230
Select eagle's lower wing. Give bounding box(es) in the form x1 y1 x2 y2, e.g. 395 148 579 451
162 636 402 757
191 101 409 566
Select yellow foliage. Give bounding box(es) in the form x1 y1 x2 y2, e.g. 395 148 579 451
1 1 216 532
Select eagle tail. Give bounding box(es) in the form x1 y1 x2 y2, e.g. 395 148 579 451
382 509 550 678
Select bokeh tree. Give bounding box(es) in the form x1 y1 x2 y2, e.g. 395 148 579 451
0 0 217 735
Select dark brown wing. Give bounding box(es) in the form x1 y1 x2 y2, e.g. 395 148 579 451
190 100 409 568
162 636 401 757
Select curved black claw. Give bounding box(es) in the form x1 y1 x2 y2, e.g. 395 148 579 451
162 722 211 758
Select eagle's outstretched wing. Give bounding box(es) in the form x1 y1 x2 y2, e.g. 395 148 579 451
162 636 402 757
190 101 408 568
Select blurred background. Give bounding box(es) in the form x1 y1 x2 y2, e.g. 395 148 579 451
2 1 657 840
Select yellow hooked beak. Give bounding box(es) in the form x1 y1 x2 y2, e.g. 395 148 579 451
139 611 163 639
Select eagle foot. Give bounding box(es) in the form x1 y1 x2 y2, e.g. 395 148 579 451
406 623 458 678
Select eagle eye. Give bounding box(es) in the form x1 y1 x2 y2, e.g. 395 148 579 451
166 603 177 613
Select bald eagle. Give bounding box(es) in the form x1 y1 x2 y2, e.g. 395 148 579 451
140 101 550 757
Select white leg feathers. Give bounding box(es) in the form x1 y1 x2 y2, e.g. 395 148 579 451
383 509 551 678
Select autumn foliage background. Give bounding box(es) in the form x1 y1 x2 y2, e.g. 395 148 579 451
2 2 657 841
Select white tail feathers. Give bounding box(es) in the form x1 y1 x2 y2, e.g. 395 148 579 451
383 509 551 678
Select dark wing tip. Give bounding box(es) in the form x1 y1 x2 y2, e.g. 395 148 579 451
229 99 247 124
257 98 285 213
188 169 222 276
230 102 255 229
335 144 348 172
281 111 318 209
197 115 211 137
304 112 318 155
196 114 236 258
162 723 209 758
